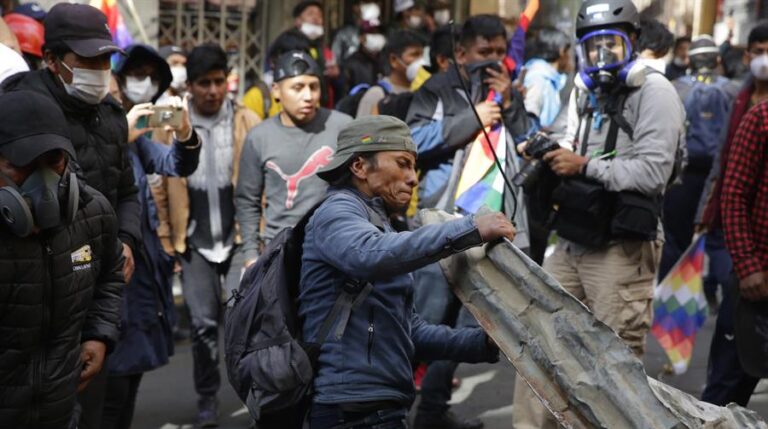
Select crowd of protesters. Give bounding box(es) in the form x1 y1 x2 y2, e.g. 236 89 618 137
0 0 767 428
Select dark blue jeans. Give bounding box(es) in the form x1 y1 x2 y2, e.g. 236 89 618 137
701 272 760 407
413 263 478 418
309 404 408 429
702 228 732 301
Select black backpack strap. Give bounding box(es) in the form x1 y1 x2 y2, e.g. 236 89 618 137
604 88 635 153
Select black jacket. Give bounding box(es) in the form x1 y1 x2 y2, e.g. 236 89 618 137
2 69 141 251
0 186 124 429
342 49 382 95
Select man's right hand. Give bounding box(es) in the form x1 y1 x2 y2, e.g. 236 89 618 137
475 101 502 128
739 271 768 301
475 212 516 242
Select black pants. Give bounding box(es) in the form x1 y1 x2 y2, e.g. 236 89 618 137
76 357 109 429
701 274 760 406
309 403 408 429
101 373 144 429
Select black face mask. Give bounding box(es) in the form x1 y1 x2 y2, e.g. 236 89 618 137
0 167 79 237
465 59 502 100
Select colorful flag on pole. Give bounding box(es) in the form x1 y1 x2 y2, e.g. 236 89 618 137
454 122 506 214
651 235 708 375
90 0 133 49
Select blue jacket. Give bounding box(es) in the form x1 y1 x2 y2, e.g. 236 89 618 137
299 187 497 406
523 58 566 127
108 134 200 376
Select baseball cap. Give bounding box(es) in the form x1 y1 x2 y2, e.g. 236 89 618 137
317 115 417 181
273 50 321 82
13 2 47 22
44 3 123 58
0 90 75 166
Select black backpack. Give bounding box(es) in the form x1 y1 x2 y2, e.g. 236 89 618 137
335 80 391 118
224 192 384 427
377 91 414 121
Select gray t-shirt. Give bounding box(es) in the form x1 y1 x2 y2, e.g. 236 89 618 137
235 108 352 261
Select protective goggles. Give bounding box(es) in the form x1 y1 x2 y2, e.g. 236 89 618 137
577 29 633 73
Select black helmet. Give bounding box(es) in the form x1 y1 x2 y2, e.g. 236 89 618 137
576 0 640 38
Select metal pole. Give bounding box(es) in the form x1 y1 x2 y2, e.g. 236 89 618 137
259 0 267 75
238 0 247 99
122 0 150 44
219 0 226 48
197 0 205 45
175 0 182 45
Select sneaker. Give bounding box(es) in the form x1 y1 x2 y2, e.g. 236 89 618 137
197 395 219 428
413 410 484 429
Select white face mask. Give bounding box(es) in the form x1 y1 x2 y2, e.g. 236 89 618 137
433 9 450 26
407 15 423 29
360 3 381 26
170 66 187 91
59 62 111 105
300 22 324 40
406 58 426 82
363 34 386 54
123 76 159 104
751 54 768 81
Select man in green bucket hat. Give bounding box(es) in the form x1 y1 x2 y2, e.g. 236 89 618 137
298 115 516 429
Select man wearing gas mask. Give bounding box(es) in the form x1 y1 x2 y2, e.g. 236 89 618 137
1 4 141 427
0 90 124 429
511 1 686 427
406 13 533 429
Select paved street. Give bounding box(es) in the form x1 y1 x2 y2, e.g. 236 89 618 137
134 310 768 428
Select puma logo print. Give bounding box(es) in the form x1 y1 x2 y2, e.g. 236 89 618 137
266 146 334 209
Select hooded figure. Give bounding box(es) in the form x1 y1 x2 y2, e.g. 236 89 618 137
102 43 202 429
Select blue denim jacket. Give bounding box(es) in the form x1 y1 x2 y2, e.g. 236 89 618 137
299 187 495 406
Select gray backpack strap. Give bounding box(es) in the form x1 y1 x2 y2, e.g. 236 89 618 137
314 281 374 343
311 190 382 345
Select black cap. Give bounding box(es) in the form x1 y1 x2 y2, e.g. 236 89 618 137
292 0 323 18
158 45 186 60
273 50 321 82
44 3 124 58
0 90 75 166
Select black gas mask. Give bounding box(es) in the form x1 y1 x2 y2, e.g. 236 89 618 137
0 166 79 237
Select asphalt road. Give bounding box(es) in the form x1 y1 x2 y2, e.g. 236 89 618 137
133 311 768 428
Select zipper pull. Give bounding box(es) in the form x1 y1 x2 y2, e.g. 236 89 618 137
45 243 53 256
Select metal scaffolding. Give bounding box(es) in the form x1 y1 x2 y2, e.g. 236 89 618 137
157 0 266 96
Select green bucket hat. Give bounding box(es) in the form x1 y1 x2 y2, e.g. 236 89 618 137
317 115 418 181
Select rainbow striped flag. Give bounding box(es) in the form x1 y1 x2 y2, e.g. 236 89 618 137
651 235 708 375
453 123 506 214
90 0 133 49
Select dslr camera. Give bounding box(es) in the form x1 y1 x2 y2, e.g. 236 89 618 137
512 133 560 191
